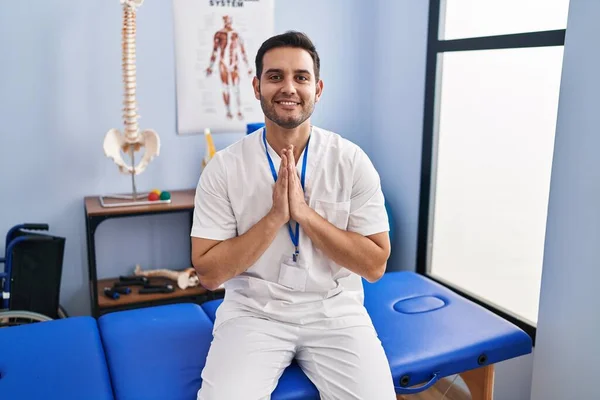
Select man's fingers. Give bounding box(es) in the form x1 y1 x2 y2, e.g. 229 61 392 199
277 150 288 187
281 165 288 197
280 150 287 171
286 148 295 178
279 154 287 180
288 145 295 166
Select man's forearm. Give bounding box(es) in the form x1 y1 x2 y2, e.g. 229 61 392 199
194 212 283 290
298 207 389 282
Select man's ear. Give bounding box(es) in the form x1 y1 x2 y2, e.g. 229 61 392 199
252 76 260 100
315 79 324 103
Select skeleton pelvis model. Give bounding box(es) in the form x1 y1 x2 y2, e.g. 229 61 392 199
104 0 160 175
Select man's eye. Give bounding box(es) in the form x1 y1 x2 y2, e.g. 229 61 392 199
270 75 281 80
297 76 308 81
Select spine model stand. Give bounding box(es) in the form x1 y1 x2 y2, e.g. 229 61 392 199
103 0 160 201
202 128 216 170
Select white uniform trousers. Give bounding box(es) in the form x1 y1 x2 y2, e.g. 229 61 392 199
197 316 397 400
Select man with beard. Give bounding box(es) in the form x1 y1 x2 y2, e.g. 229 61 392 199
191 31 395 399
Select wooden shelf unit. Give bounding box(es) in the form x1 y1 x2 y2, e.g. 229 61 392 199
96 277 212 310
85 189 196 217
84 188 221 317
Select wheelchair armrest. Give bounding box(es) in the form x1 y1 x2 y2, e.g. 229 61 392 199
21 224 49 231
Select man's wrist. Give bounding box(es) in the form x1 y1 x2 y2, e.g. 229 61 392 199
295 204 314 227
266 209 287 229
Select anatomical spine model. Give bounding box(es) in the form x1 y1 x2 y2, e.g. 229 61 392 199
103 0 160 183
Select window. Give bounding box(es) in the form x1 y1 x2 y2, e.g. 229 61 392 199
441 0 569 40
418 0 569 341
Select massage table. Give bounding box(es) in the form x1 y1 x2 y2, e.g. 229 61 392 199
0 271 532 399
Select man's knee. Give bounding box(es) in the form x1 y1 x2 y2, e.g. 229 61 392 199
198 363 274 400
197 380 269 400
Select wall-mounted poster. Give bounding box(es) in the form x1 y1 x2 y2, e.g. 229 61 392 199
173 0 274 135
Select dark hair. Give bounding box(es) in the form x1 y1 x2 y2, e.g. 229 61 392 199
255 31 321 81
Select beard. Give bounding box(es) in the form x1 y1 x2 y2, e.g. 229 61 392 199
260 94 315 129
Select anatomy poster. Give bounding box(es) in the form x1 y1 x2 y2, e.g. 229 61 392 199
173 0 274 135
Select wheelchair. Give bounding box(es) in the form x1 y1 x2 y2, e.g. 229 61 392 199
0 223 67 327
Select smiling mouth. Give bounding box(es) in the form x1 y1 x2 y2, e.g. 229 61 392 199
275 100 300 106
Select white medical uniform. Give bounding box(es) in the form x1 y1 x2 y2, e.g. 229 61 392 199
192 126 396 399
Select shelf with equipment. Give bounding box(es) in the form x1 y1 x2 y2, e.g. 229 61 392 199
84 188 222 317
96 276 222 314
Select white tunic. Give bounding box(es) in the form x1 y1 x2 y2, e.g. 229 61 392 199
191 126 389 331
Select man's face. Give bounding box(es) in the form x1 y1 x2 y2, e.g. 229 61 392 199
253 47 323 130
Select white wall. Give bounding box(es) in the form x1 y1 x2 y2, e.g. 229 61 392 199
530 0 600 398
495 351 535 400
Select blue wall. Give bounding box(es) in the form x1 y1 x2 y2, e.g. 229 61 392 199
0 0 385 316
372 1 429 270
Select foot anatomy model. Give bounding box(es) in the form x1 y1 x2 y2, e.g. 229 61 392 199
104 0 160 176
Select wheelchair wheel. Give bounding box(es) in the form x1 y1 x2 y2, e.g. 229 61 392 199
58 305 69 319
0 310 53 328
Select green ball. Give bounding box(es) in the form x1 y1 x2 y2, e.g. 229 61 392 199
160 191 171 201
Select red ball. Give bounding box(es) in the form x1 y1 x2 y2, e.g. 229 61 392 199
148 192 160 201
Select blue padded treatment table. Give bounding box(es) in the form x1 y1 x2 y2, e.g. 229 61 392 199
97 271 532 399
98 302 215 400
0 316 114 400
363 272 532 394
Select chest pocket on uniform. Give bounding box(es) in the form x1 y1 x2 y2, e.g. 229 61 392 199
314 200 351 230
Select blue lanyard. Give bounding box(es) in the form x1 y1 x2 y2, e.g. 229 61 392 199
263 128 310 262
